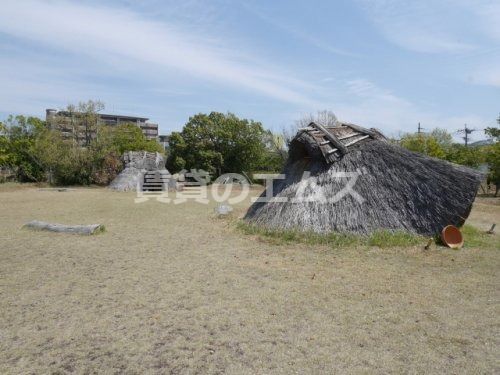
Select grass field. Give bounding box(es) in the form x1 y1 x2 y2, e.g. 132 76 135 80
0 186 499 374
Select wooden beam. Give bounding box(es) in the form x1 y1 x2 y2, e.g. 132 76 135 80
344 135 370 147
309 122 348 155
342 123 377 137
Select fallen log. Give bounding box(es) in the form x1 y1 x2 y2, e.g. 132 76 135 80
23 220 104 235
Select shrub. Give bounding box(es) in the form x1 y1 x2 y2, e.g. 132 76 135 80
91 152 123 185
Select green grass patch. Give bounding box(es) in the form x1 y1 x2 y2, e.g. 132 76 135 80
92 224 106 235
367 230 423 247
459 224 498 249
430 224 498 249
237 221 426 248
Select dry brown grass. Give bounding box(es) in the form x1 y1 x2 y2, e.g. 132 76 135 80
0 185 499 374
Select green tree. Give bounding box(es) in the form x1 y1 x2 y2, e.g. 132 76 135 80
399 128 487 169
2 115 47 181
2 105 165 185
485 142 500 196
29 126 95 185
166 132 187 171
11 117 163 186
43 99 164 185
444 144 483 168
167 112 268 176
485 125 500 141
48 100 104 146
94 123 163 155
429 128 453 148
261 130 287 172
399 132 446 159
89 123 163 185
31 129 69 184
0 121 8 167
78 100 104 146
483 116 500 195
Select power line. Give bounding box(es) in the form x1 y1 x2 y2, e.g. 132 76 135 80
456 124 478 147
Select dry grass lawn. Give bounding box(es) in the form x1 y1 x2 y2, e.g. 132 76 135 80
0 186 499 374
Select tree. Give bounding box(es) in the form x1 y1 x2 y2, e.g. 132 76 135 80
79 100 104 146
485 142 500 196
31 129 69 184
91 151 123 185
167 112 268 176
89 123 163 185
48 100 104 146
444 144 484 168
284 110 338 145
94 123 163 155
166 132 187 171
261 130 287 172
2 104 165 185
485 126 500 142
2 115 47 181
0 121 8 167
295 110 338 128
482 116 500 196
28 126 95 185
399 133 446 159
429 128 453 148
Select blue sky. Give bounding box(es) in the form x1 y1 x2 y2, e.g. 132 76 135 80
0 0 498 140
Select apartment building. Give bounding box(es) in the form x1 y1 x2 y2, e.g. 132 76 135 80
46 109 159 142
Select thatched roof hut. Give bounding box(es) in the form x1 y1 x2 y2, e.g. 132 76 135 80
109 151 174 192
244 122 482 235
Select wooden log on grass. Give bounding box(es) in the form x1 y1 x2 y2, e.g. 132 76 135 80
23 220 105 235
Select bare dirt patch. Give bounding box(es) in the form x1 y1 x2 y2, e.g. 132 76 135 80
0 187 498 373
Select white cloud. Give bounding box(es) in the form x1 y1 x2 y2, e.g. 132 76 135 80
0 0 492 138
0 0 318 107
394 32 474 54
0 57 133 116
241 3 359 58
357 0 500 99
357 0 476 53
345 78 406 103
331 78 488 138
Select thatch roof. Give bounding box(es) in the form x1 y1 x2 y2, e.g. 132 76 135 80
109 151 173 192
244 122 483 235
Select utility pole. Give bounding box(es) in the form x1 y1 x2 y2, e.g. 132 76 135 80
457 124 477 147
417 122 428 155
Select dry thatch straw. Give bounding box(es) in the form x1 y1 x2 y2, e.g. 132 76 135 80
245 122 483 236
109 151 176 192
